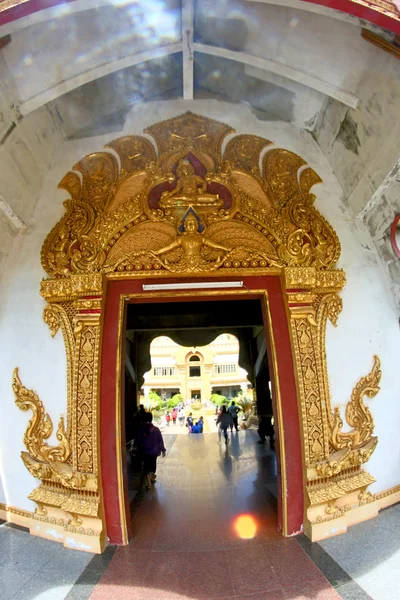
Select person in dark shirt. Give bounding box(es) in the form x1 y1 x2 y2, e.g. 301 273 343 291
186 413 193 433
217 405 233 444
228 401 241 432
137 412 166 489
198 416 204 433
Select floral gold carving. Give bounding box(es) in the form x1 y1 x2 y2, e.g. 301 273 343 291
40 112 340 279
73 321 100 473
144 111 234 155
307 469 375 506
40 274 103 302
13 368 70 464
290 316 330 464
223 134 272 176
331 356 381 451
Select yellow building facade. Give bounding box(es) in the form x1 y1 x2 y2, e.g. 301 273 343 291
143 334 250 403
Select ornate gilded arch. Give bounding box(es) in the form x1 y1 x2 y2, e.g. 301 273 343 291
13 112 381 550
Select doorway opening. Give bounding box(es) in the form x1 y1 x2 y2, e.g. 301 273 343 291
123 297 278 532
100 276 304 545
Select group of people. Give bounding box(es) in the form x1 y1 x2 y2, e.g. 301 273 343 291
186 413 204 433
165 407 185 426
130 400 274 491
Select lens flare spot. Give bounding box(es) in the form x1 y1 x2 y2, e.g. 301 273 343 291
233 514 257 539
23 54 33 66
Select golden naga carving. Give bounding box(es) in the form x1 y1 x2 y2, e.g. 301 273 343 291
40 111 341 278
13 368 70 465
331 356 381 451
12 368 97 491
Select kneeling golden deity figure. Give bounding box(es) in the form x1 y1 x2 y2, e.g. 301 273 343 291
160 159 223 210
153 212 228 272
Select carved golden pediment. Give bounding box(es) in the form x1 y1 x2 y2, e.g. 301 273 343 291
41 112 341 278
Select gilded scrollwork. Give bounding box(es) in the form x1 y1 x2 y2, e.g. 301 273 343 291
290 316 330 465
331 356 381 451
72 319 101 474
40 112 340 279
43 304 75 444
223 134 272 176
13 369 70 464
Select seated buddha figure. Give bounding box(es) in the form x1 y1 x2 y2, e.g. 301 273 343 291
160 159 223 210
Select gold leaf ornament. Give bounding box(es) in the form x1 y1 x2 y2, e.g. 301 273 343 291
12 368 71 464
331 356 381 451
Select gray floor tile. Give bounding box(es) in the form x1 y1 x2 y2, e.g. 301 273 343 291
63 582 97 600
0 565 33 600
336 581 373 600
0 531 63 573
10 574 74 600
38 545 93 580
320 506 400 600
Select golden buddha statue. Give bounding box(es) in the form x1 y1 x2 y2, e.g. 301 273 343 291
160 159 223 210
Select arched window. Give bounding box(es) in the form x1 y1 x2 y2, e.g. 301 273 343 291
188 354 201 377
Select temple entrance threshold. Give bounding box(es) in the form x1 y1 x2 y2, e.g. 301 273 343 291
99 276 303 547
91 429 338 600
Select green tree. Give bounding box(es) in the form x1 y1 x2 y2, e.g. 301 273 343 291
144 390 162 411
166 393 183 409
236 395 253 414
210 393 228 406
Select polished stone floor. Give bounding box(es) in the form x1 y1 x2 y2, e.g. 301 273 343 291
0 431 398 600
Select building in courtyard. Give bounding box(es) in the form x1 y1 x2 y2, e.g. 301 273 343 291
143 334 250 402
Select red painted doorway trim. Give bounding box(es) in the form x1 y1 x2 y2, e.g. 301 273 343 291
99 276 303 545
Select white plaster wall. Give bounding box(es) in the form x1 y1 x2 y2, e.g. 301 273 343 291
0 211 18 285
0 49 64 283
244 65 325 130
315 50 400 217
0 99 398 513
0 130 119 510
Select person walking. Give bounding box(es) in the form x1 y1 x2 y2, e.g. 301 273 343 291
166 411 171 426
228 400 241 432
178 407 185 426
172 408 177 425
257 413 274 448
217 405 233 444
198 416 204 433
137 412 166 489
186 412 193 433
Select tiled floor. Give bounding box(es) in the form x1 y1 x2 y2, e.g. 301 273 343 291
319 504 400 600
1 431 398 600
89 431 342 600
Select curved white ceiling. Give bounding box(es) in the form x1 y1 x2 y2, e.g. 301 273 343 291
0 0 386 124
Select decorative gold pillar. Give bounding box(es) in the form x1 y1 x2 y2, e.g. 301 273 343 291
13 275 106 552
284 267 381 541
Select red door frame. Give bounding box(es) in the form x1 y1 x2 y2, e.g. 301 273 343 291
99 275 304 545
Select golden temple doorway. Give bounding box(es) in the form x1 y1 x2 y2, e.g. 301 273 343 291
12 112 381 553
